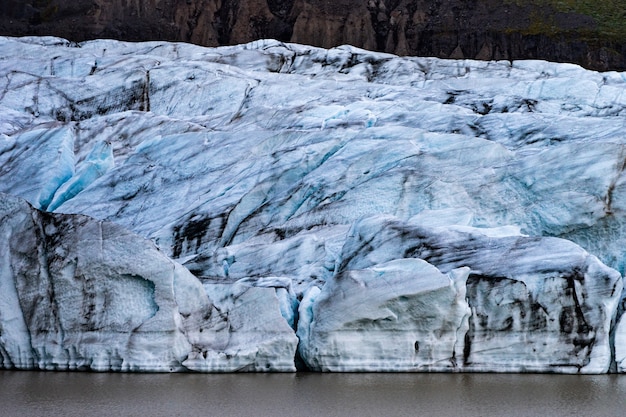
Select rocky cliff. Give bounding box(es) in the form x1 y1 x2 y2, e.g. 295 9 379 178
1 1 624 71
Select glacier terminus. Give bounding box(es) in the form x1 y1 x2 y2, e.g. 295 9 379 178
0 36 626 373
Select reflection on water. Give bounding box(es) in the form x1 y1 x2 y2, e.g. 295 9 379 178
2 371 625 417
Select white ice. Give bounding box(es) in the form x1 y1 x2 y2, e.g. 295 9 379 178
0 36 625 372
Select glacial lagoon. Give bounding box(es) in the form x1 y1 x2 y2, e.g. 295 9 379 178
2 371 625 416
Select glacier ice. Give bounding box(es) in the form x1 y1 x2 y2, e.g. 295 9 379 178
297 258 472 372
0 36 626 372
329 215 621 373
0 192 297 371
0 192 200 370
47 139 114 211
0 126 75 210
189 281 298 372
617 309 626 373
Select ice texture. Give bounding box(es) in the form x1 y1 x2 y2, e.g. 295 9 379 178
0 126 75 210
0 193 297 371
0 36 625 372
617 308 626 372
298 258 472 371
330 215 621 373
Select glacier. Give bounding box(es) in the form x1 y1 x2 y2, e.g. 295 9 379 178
0 36 626 372
0 192 297 371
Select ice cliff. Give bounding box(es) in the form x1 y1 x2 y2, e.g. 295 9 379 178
0 192 297 371
1 36 626 372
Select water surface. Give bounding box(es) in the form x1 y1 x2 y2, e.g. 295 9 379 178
2 371 625 416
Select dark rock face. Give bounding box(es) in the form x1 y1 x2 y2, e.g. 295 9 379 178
0 1 624 71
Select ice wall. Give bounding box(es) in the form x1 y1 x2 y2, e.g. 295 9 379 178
0 193 297 371
322 216 622 373
0 37 625 372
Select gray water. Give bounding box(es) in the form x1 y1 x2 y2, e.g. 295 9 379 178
1 371 625 417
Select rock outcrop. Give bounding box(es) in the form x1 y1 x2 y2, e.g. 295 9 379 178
0 1 625 71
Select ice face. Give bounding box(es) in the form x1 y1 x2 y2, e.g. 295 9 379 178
332 215 622 373
0 192 297 371
616 308 626 372
0 36 625 372
297 258 472 372
0 126 75 210
190 281 298 372
47 139 114 211
0 192 198 371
